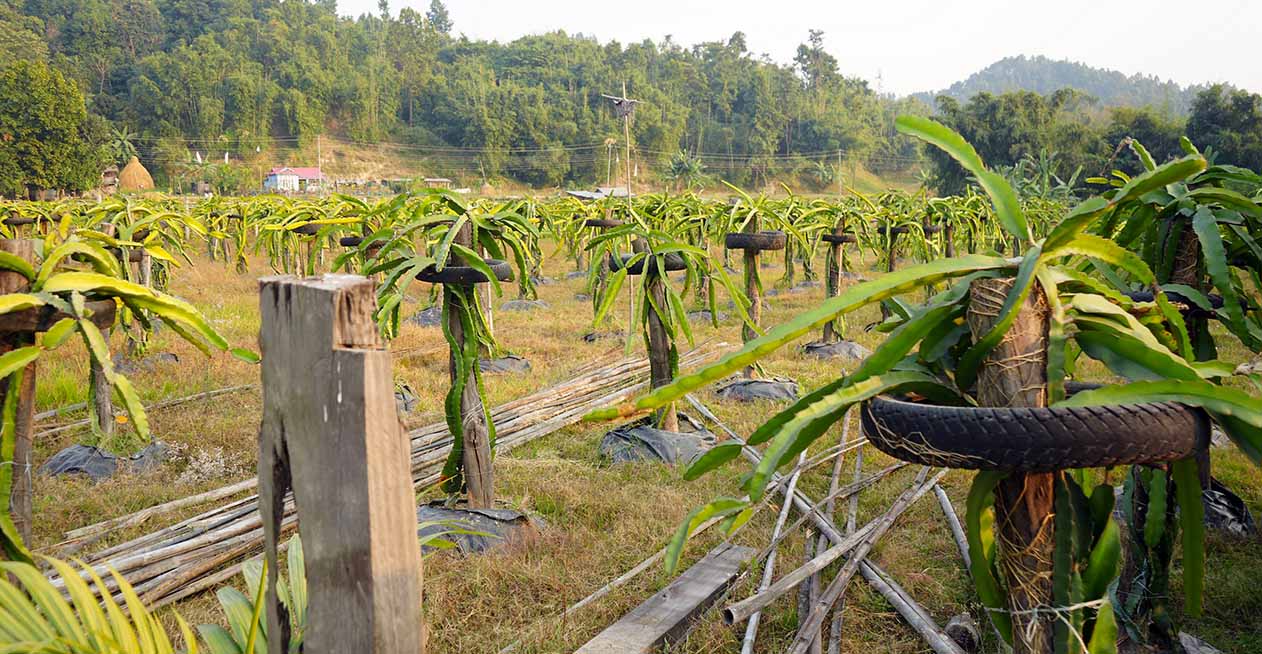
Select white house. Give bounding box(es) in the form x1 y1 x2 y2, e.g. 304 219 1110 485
263 167 324 192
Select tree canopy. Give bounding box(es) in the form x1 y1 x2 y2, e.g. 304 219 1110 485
1 0 1260 196
0 59 105 198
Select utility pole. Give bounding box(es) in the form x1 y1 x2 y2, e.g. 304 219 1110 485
602 83 640 212
837 149 843 197
605 137 616 188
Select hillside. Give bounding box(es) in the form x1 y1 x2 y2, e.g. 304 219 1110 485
913 55 1203 114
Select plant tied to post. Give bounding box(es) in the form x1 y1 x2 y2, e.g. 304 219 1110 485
0 227 256 562
586 116 1262 654
716 184 804 400
588 205 751 432
337 190 538 507
1087 136 1262 648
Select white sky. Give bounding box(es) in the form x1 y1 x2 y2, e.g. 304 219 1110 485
337 0 1260 97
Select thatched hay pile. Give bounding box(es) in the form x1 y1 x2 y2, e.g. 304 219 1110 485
118 156 154 191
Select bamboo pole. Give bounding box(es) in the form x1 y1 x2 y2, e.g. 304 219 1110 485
686 395 962 654
786 469 945 654
36 385 255 440
46 343 729 604
823 410 853 654
740 453 806 654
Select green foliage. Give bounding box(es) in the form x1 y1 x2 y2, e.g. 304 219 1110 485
918 55 1202 115
200 534 306 654
1187 85 1262 171
604 118 1262 648
0 59 106 198
0 556 198 653
0 4 921 191
199 524 475 653
0 206 254 559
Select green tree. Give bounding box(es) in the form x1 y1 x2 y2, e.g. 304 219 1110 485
0 60 105 198
0 4 47 63
426 0 452 34
1187 84 1262 170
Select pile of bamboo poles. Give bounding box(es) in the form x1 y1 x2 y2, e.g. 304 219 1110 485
45 342 730 608
533 396 983 654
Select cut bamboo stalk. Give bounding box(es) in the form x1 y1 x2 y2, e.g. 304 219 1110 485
935 483 1005 646
860 560 967 654
689 390 963 654
36 384 256 439
819 408 852 654
725 521 879 625
786 468 944 654
741 453 806 654
45 343 729 605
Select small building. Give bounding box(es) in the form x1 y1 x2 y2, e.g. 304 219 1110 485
565 186 629 201
100 165 119 196
423 177 453 189
264 167 325 193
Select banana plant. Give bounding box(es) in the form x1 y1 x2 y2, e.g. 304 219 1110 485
587 117 1262 654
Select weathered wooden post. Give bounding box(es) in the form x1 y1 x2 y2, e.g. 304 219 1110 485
967 277 1054 654
741 217 762 379
637 238 680 433
447 222 495 508
258 274 425 654
821 226 853 343
0 239 37 546
0 239 114 551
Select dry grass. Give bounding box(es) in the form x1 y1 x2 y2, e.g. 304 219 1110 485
26 242 1262 653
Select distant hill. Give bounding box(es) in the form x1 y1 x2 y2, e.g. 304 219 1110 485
913 55 1205 114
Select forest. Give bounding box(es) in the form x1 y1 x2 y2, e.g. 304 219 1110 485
914 55 1204 114
1 0 1262 196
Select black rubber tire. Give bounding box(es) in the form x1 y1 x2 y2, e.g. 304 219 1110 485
340 236 382 255
292 224 321 235
608 252 687 275
922 224 943 235
821 233 857 244
1123 290 1243 319
2 217 36 226
724 230 787 251
859 391 1209 471
418 259 513 284
585 218 623 229
871 222 909 235
106 247 145 263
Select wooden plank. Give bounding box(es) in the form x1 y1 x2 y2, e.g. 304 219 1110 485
576 542 755 654
258 274 424 654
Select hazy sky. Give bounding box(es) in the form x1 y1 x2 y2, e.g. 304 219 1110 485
337 0 1259 96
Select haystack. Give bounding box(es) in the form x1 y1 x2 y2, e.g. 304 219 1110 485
118 156 154 191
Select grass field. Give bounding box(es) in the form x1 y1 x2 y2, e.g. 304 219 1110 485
27 242 1262 653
